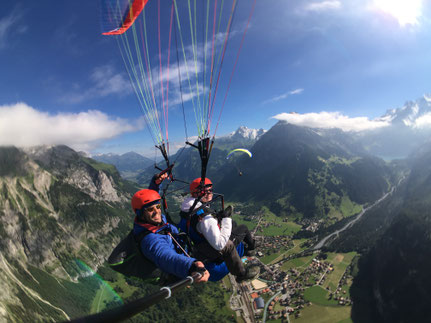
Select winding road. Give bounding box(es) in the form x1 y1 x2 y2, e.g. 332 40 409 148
314 183 399 250
262 291 282 323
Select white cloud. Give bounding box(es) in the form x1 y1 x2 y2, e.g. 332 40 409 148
59 65 132 104
90 65 132 97
0 15 14 45
144 59 210 108
413 112 431 129
303 1 342 12
126 23 246 109
151 60 201 97
90 22 245 111
371 0 422 27
0 103 142 151
170 84 206 107
262 89 304 105
272 111 390 132
0 7 25 49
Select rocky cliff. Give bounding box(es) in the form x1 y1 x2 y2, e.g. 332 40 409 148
0 145 137 322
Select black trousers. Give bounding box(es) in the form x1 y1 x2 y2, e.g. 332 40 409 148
192 221 254 277
230 222 255 249
193 239 245 277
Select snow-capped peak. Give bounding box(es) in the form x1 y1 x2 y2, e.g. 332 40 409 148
381 97 431 128
402 103 419 127
228 126 266 140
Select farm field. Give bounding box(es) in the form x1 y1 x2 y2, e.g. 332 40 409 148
322 252 357 291
267 239 308 265
304 286 338 306
254 207 302 237
281 255 314 272
260 247 289 264
290 304 352 323
232 214 257 231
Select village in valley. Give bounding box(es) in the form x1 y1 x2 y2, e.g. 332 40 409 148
226 207 357 323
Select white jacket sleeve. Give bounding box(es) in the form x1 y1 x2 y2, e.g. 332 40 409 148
181 197 202 212
197 215 232 251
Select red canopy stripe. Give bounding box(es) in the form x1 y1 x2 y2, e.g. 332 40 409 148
102 0 149 35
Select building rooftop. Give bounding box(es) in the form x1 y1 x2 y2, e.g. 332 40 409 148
251 279 268 290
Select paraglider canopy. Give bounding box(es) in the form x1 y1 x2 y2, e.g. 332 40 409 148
101 0 150 35
226 148 252 159
101 0 257 186
226 148 252 176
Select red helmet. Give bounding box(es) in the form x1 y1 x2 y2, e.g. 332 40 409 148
190 177 212 193
131 189 161 212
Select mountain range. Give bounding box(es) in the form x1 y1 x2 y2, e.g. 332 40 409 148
216 126 266 150
91 151 153 181
0 106 430 321
323 143 431 323
91 126 265 184
350 95 431 159
135 122 401 224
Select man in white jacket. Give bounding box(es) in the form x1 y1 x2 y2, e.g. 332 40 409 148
179 178 258 282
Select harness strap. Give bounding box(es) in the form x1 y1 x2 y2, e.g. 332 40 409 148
168 232 190 257
134 223 188 257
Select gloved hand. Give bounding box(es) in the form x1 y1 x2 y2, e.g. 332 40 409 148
155 172 168 185
217 205 233 219
189 261 209 283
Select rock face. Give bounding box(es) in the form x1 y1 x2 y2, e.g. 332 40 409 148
0 145 137 322
25 145 129 203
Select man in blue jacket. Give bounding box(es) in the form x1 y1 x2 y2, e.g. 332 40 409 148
132 188 209 282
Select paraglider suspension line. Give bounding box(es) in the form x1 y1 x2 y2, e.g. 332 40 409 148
173 16 189 141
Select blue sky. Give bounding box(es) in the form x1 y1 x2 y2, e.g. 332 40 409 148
1 0 430 157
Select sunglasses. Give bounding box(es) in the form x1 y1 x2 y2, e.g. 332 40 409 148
204 188 213 193
143 203 162 212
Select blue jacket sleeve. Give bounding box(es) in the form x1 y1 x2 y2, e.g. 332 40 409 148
141 233 196 278
148 174 160 192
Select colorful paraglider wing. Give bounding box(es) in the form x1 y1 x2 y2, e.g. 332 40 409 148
226 148 252 159
101 0 149 35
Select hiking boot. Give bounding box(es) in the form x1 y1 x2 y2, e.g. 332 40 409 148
236 265 260 283
244 238 258 256
248 238 261 249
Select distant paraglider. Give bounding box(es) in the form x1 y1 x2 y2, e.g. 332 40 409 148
226 148 252 176
226 148 252 159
